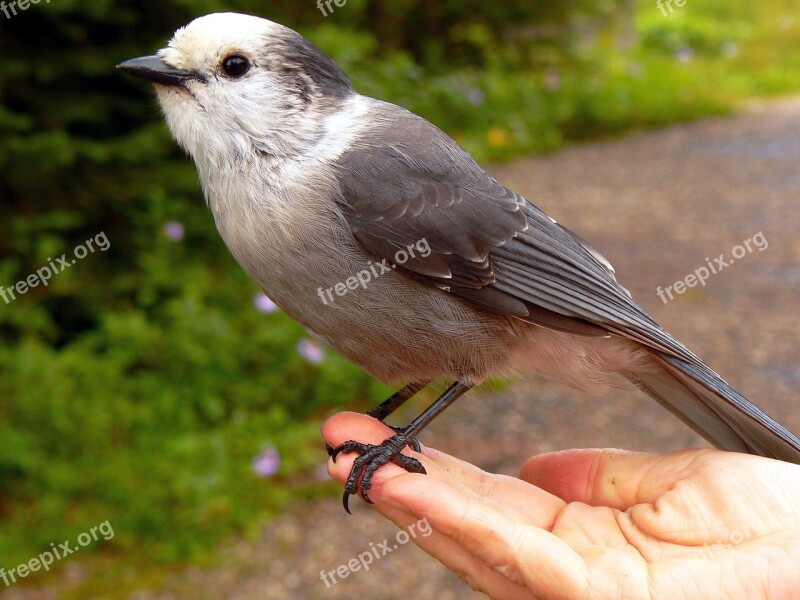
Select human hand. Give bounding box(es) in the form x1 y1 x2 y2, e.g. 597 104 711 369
323 412 800 599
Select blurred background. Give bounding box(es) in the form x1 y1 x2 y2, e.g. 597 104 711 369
1 0 799 598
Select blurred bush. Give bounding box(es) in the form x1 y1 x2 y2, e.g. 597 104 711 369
1 0 799 570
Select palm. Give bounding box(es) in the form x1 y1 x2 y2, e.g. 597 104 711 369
533 450 800 600
324 413 800 600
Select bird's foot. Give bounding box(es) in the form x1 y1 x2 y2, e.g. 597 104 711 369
385 423 422 452
365 407 423 452
330 432 426 513
325 425 420 456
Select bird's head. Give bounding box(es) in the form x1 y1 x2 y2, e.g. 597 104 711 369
118 13 354 163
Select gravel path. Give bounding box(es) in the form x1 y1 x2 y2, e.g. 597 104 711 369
4 98 799 600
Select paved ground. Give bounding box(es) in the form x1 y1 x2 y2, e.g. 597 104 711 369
4 98 799 600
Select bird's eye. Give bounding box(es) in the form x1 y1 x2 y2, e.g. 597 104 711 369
222 55 251 78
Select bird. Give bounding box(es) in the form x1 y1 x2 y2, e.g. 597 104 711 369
118 12 800 513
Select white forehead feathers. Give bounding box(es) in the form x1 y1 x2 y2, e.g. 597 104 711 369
158 12 285 72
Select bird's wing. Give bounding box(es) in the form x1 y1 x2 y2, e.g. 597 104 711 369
333 104 700 362
333 102 800 463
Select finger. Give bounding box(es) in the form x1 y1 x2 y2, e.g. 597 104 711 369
323 412 565 528
322 411 400 450
323 416 541 597
381 474 589 599
519 447 710 510
373 491 537 600
323 412 416 502
422 446 565 522
395 445 565 529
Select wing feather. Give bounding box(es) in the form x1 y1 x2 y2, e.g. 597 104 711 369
333 102 703 356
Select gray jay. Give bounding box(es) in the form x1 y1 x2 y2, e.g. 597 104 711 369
119 13 800 512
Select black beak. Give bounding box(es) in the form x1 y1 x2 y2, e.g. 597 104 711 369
117 55 203 87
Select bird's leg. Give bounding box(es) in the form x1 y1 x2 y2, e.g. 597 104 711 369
366 380 429 421
364 380 429 452
325 381 429 458
331 380 473 513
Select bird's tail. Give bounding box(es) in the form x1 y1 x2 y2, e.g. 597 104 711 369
627 353 800 464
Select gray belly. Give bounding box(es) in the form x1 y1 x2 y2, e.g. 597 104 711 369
217 210 526 383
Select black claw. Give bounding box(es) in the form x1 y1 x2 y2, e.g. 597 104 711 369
392 454 427 474
330 430 425 512
325 443 334 457
331 440 366 463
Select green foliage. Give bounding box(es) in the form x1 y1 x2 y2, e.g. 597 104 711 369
0 205 389 563
1 0 799 578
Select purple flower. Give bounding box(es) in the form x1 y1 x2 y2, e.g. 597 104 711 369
544 68 561 91
467 88 485 106
297 339 324 364
675 47 694 63
252 446 280 477
163 221 185 242
253 292 279 314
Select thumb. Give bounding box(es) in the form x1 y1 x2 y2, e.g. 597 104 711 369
519 448 708 510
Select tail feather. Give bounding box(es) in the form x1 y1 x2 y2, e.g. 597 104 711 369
628 353 800 464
